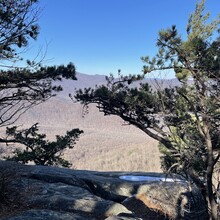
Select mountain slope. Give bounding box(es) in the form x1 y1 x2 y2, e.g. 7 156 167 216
2 72 178 172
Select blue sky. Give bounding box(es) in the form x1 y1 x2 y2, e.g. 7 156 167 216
27 0 220 78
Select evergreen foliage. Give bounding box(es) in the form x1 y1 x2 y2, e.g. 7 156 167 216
0 0 39 61
4 124 83 167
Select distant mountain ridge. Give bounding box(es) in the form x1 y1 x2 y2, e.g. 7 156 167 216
56 72 180 99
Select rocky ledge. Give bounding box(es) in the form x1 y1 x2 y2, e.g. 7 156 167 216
0 161 208 220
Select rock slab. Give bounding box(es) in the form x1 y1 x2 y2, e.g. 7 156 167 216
0 161 208 220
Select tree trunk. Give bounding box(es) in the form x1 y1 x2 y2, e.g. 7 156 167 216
207 159 218 220
206 133 218 220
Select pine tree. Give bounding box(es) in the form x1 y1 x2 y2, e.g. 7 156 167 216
75 1 220 218
4 124 83 167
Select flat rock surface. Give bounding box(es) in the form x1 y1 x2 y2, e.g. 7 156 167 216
0 161 208 220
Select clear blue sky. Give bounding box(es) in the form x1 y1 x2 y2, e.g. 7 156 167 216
28 0 220 77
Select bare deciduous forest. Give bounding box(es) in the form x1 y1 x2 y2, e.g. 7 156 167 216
0 73 162 171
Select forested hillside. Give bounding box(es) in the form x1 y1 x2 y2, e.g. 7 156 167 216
3 72 163 171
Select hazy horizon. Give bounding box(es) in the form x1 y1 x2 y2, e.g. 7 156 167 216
21 0 220 78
